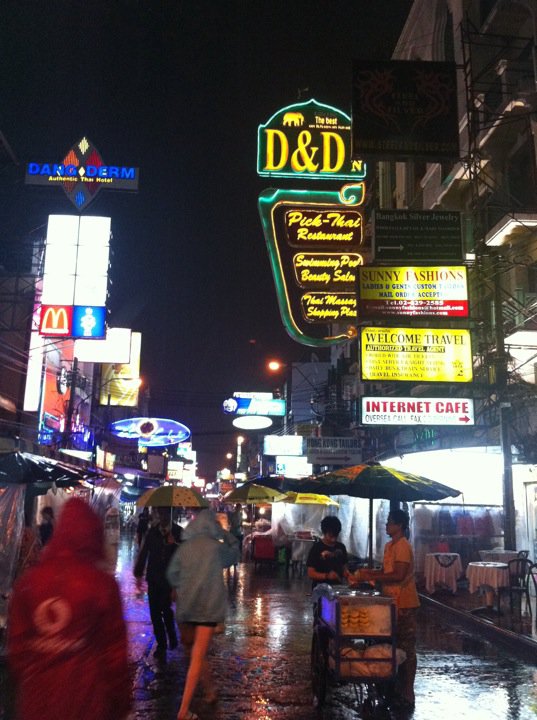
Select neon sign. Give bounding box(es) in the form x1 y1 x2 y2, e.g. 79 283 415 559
25 137 139 211
257 99 366 180
258 185 366 346
38 304 106 338
109 417 191 447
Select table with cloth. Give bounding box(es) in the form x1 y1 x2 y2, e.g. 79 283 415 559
478 550 519 563
466 561 510 610
424 552 463 594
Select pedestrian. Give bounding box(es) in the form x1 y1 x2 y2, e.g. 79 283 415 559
351 508 420 710
104 497 121 573
136 506 150 546
7 497 131 720
166 508 239 720
306 515 351 587
227 502 244 556
38 505 54 547
133 506 181 661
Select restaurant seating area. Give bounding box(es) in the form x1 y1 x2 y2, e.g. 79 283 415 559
417 549 537 640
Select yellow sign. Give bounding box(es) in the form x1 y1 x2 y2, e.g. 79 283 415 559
360 326 473 382
99 332 142 406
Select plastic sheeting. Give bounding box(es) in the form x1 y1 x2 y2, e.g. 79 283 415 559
0 485 26 626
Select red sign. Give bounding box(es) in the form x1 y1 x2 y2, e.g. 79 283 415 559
39 305 73 336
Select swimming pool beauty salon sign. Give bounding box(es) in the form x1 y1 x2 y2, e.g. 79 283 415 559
257 99 366 181
25 137 139 211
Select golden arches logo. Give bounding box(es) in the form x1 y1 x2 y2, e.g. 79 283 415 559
39 305 71 336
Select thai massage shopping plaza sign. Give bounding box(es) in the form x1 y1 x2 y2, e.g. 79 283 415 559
25 136 139 211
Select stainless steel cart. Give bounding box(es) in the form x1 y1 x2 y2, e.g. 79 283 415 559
311 588 400 715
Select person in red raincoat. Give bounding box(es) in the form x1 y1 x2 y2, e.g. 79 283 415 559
7 496 132 720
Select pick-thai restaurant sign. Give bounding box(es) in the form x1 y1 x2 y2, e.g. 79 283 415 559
258 185 368 347
358 266 468 318
361 396 475 426
25 136 139 211
360 326 473 383
352 60 459 160
257 99 366 181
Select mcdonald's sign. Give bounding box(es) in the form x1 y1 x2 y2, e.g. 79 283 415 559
39 305 73 336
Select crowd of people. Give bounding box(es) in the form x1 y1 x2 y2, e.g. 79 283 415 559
6 497 419 719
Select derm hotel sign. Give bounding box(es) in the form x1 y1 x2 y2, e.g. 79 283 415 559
360 327 473 383
25 137 139 211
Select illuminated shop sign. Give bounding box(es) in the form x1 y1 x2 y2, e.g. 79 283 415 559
285 209 362 245
25 137 139 211
110 417 191 447
39 305 73 336
99 332 142 407
358 266 468 318
222 396 286 417
263 434 304 456
361 396 475 426
360 326 473 383
257 99 366 180
71 306 106 338
258 185 366 347
39 305 106 338
294 254 361 291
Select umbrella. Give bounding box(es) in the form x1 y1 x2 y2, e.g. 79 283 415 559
137 485 209 508
224 483 287 504
281 491 339 507
308 463 461 566
0 451 99 489
252 466 460 565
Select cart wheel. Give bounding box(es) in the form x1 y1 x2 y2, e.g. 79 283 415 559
311 628 328 709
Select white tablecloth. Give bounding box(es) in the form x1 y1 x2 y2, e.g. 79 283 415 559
424 553 463 594
478 550 518 564
466 561 509 594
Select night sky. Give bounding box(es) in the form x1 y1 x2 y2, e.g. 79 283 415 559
0 1 412 478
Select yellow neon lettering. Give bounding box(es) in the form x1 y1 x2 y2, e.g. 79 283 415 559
290 131 319 172
321 132 345 172
264 130 288 171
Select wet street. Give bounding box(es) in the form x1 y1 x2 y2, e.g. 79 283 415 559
116 537 537 720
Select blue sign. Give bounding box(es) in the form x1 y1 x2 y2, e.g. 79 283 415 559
222 396 286 417
110 417 191 447
72 306 106 338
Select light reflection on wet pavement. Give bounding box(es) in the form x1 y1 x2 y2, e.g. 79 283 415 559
117 538 537 720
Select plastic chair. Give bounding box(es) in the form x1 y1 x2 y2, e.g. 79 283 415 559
517 550 530 559
506 558 533 616
252 534 277 571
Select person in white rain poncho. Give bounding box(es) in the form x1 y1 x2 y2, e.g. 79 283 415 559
167 508 239 720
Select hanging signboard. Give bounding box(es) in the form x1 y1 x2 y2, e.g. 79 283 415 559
360 326 473 382
25 137 139 211
305 436 362 465
360 396 475 426
352 60 459 160
373 210 463 262
257 99 366 181
258 184 367 347
358 265 468 318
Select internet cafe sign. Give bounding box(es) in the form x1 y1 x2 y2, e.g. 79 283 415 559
25 136 139 211
257 99 366 181
360 326 473 383
259 185 367 347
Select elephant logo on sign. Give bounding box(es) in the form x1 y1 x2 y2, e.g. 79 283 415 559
283 112 304 127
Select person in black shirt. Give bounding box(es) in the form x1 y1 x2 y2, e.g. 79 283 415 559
38 506 54 547
134 507 182 661
306 515 350 587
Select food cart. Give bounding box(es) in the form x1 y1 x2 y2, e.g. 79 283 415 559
311 586 404 714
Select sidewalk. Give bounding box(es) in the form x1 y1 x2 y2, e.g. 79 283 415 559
416 575 537 662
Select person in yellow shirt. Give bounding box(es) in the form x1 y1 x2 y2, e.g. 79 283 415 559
351 508 419 710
